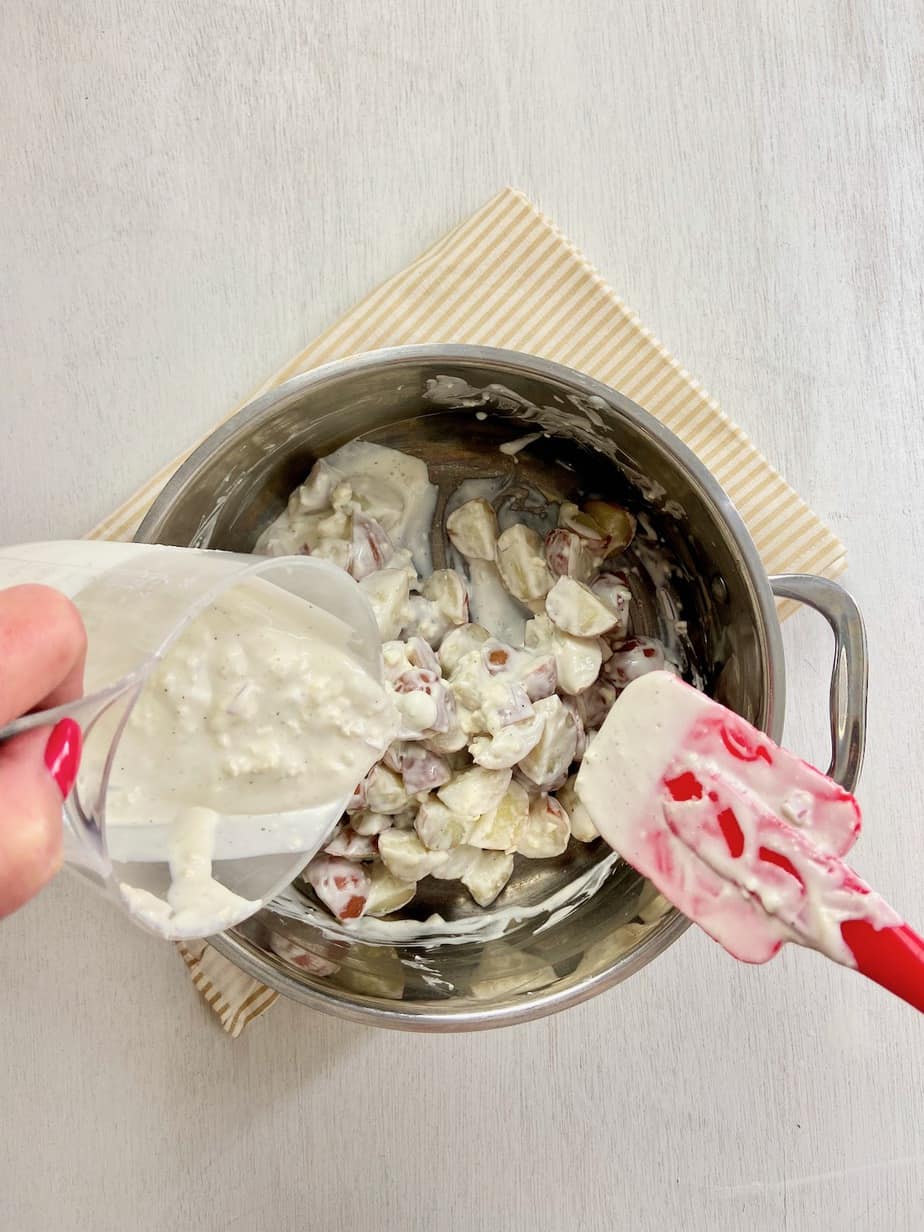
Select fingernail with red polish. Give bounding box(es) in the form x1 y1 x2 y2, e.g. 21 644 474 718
44 718 82 799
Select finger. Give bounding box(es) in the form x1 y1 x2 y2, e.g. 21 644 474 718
0 719 82 919
0 585 87 725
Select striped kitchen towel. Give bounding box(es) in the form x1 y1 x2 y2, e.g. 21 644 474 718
90 187 846 1033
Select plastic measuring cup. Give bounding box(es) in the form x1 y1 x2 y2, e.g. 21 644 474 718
0 541 383 939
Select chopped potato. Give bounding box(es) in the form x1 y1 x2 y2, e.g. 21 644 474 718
461 850 515 907
546 576 620 638
517 795 571 858
446 498 499 561
469 781 530 852
495 524 554 602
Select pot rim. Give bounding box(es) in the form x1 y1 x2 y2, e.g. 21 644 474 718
137 343 786 1029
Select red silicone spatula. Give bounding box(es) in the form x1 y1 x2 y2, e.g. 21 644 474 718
576 671 924 1012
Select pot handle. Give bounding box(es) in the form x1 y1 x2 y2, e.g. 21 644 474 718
769 574 868 793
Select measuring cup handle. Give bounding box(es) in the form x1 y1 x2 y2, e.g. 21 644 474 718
769 574 868 793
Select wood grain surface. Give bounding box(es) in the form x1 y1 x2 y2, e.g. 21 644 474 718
1 3 922 1230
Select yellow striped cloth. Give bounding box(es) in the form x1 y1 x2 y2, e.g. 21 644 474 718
90 187 845 1034
177 938 277 1038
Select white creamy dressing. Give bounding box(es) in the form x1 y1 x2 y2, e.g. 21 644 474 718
120 807 262 937
106 578 397 937
257 440 438 575
499 432 543 456
465 560 528 645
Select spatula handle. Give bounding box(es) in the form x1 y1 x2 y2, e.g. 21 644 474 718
840 918 924 1013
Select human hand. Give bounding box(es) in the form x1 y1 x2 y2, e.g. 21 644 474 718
0 585 86 918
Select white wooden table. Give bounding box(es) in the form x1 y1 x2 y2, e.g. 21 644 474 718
1 4 922 1229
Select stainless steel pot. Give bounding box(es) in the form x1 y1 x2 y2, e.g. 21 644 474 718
136 345 867 1031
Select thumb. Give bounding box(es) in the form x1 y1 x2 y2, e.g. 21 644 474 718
0 719 82 918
